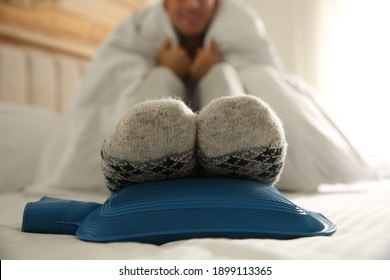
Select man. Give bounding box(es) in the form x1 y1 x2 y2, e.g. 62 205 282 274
134 0 246 111
158 0 221 82
33 0 374 194
99 0 287 191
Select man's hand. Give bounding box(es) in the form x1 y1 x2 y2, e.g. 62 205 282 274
189 39 222 81
157 38 191 79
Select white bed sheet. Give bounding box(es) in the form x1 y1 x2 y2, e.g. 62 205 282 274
1 179 389 260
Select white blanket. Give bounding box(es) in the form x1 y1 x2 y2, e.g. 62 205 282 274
28 0 378 194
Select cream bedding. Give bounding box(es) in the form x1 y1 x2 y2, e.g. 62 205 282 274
1 179 390 260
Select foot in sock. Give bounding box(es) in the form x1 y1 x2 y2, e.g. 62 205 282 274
101 99 197 192
196 95 287 185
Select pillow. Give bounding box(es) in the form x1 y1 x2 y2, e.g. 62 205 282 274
0 104 56 193
76 178 336 244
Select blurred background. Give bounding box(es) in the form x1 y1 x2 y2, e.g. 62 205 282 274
1 0 389 160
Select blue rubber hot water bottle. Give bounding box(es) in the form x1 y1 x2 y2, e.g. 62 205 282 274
22 178 336 244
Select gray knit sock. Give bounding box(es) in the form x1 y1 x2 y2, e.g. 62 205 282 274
101 99 197 192
197 95 287 185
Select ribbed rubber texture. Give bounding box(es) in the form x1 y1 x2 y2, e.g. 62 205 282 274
77 178 336 244
22 197 102 235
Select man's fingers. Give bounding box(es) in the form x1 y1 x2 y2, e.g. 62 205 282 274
162 38 172 50
209 39 218 52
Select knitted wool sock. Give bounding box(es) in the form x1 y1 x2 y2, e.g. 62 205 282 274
101 99 197 192
197 95 287 185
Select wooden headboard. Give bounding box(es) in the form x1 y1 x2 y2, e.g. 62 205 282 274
0 0 146 111
0 0 146 59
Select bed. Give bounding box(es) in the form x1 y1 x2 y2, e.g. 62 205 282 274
1 41 390 261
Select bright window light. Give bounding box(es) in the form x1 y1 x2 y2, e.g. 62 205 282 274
320 0 390 162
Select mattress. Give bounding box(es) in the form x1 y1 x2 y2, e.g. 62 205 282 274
1 179 389 260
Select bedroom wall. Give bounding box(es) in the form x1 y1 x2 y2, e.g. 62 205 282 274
243 0 339 92
243 0 296 74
